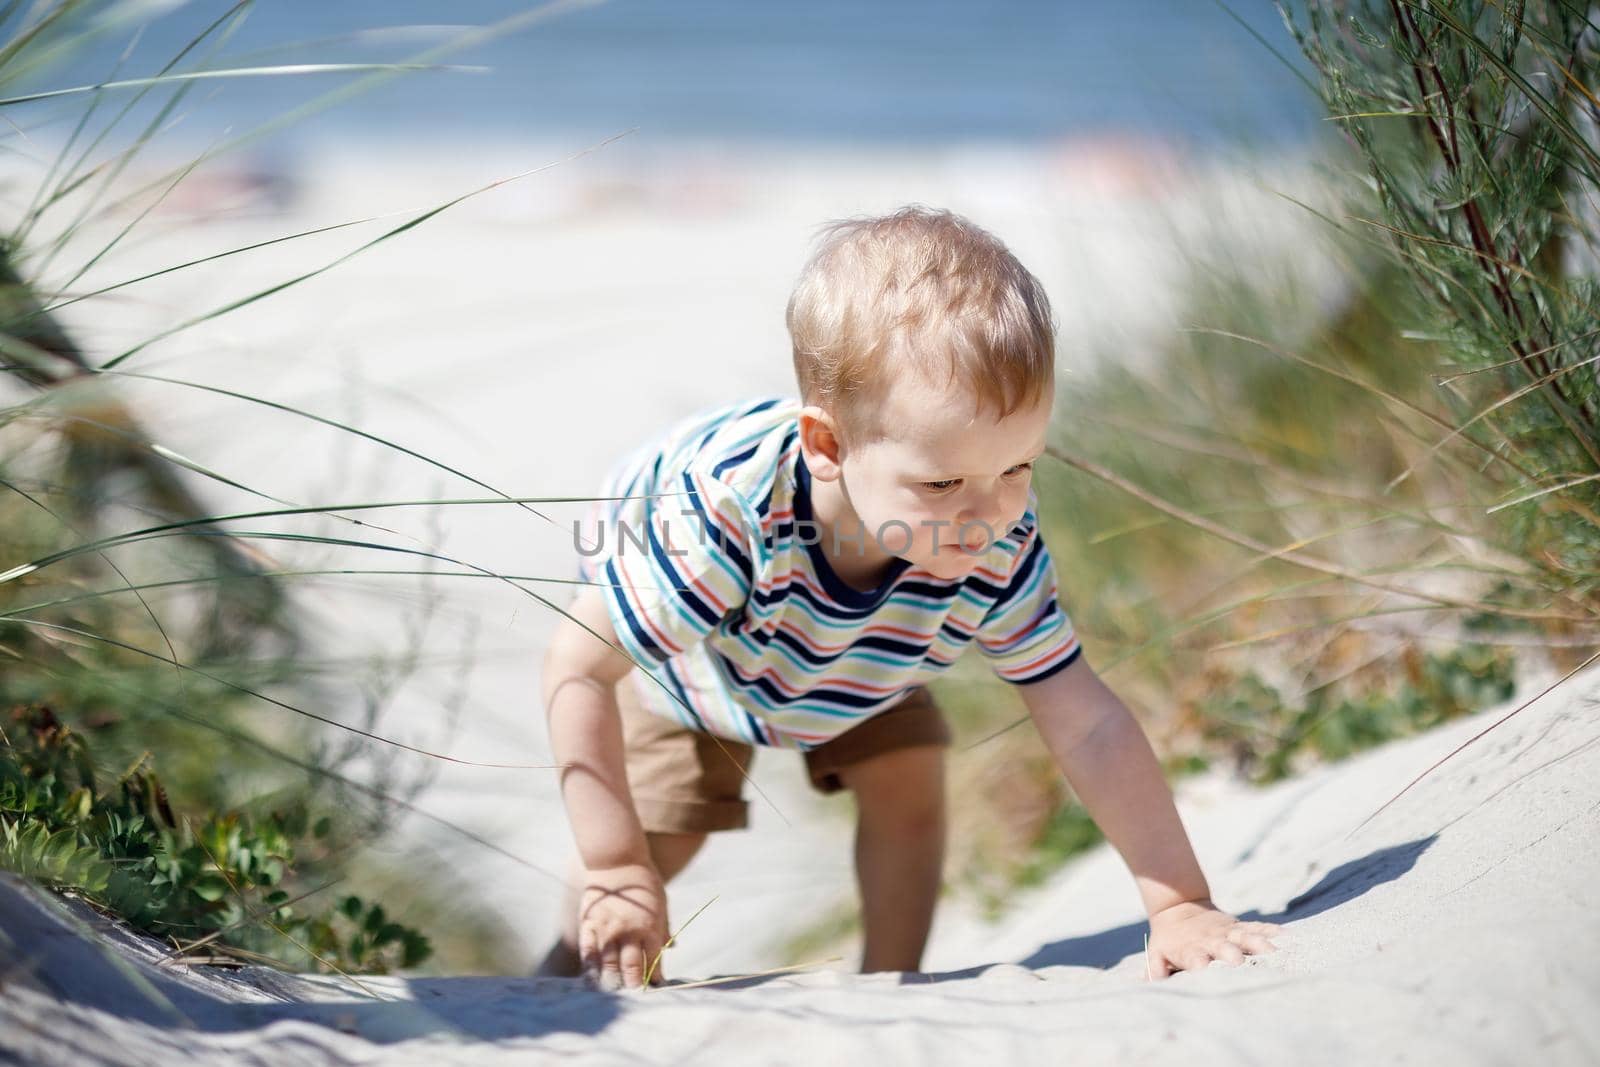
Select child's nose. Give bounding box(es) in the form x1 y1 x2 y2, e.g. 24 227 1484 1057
958 483 1024 535
956 487 1005 532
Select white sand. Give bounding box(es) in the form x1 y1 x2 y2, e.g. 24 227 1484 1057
3 664 1597 1065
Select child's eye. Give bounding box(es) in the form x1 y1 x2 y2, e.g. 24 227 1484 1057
921 479 960 492
1004 463 1033 477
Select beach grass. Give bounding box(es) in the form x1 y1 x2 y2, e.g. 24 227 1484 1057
0 0 619 974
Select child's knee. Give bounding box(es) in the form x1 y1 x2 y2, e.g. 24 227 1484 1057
885 790 946 836
848 748 946 837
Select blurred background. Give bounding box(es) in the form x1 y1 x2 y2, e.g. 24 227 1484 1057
4 1 1587 978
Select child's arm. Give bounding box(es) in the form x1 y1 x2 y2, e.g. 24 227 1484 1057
1019 655 1279 977
542 584 668 989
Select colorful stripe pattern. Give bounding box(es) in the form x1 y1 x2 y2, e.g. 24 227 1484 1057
576 397 1081 749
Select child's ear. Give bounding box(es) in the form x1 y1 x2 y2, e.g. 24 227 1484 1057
798 405 844 481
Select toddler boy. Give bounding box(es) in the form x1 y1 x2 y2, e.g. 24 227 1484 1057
539 206 1277 988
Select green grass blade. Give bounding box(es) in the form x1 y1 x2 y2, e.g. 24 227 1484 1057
0 61 485 106
1 468 191 713
26 1 257 276
13 0 249 254
9 616 555 770
91 366 566 532
97 129 633 369
34 211 391 317
62 0 604 254
42 660 568 885
1043 443 1591 623
0 568 614 619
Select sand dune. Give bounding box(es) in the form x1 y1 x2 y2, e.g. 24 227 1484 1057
4 664 1596 1066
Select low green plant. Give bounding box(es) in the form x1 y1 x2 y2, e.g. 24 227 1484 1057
1010 802 1102 892
1196 643 1515 783
0 703 431 972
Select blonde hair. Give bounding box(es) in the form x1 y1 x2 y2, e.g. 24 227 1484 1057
786 205 1055 441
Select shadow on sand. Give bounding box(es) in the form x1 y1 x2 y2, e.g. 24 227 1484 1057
990 835 1437 974
648 835 1439 992
0 874 622 1044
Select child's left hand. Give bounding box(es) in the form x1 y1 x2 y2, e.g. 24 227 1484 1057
1144 900 1280 979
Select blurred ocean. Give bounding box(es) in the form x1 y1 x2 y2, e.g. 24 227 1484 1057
19 0 1318 150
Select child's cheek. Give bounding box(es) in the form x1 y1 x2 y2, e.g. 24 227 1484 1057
895 487 932 530
1000 481 1031 527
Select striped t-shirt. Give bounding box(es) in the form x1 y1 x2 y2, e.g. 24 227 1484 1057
575 396 1081 749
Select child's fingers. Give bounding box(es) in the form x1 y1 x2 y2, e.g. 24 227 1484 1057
1211 940 1246 966
1229 930 1278 955
598 941 624 991
577 925 600 981
619 940 646 989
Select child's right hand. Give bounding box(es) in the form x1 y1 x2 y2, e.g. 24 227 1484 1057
577 862 670 990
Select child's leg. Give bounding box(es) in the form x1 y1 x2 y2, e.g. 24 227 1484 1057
835 743 946 972
805 687 951 973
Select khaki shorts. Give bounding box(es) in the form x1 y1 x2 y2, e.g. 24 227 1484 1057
617 673 951 834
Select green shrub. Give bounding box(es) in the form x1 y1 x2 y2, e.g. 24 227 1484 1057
1285 0 1600 594
0 703 431 972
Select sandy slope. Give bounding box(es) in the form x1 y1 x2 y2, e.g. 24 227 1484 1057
3 665 1597 1066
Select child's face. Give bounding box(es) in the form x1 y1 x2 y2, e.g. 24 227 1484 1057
832 372 1053 580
